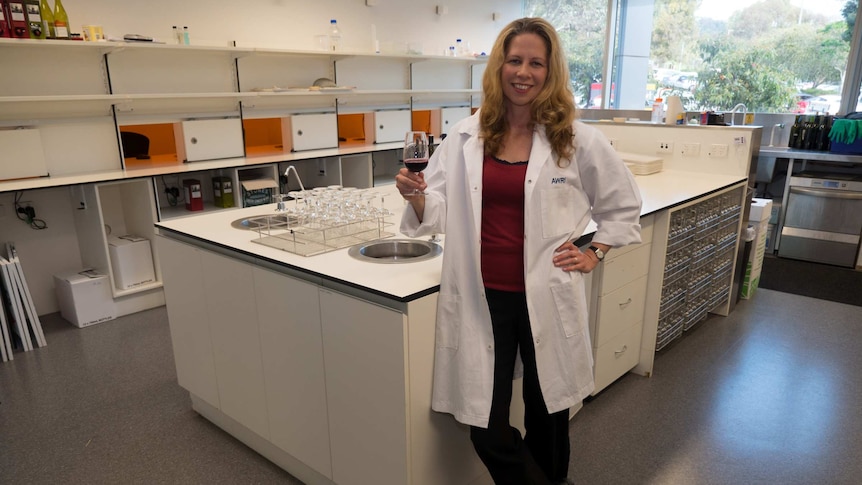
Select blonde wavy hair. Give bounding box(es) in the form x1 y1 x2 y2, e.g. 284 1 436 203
480 17 576 166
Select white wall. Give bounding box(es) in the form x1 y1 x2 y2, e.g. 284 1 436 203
70 0 522 56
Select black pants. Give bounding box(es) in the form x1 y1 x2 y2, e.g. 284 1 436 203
471 288 571 485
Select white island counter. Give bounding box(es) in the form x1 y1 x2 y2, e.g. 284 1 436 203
154 168 747 485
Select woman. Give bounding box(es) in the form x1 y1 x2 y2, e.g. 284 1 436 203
396 18 642 485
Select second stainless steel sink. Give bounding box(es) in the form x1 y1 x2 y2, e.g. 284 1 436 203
348 239 442 264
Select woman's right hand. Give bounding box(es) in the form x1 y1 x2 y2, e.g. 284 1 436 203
395 167 427 199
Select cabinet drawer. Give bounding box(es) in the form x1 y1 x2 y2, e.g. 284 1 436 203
593 321 642 394
611 214 655 258
285 113 338 152
593 275 647 347
177 118 245 162
373 110 411 144
601 243 650 295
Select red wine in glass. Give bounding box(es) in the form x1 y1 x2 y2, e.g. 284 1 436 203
403 131 429 196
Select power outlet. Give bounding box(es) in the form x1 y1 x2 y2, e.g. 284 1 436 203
709 143 729 157
681 143 701 157
657 141 673 153
608 138 619 150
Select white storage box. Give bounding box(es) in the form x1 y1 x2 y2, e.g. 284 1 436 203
174 118 245 162
54 270 116 328
439 107 471 135
371 110 411 144
619 152 663 175
108 235 156 290
283 113 338 151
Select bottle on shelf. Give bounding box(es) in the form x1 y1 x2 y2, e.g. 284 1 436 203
40 0 55 39
172 25 180 44
650 97 664 123
328 19 341 52
455 38 464 56
182 26 190 45
788 115 801 149
52 0 69 39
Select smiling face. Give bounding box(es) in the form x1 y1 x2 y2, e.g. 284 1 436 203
501 32 549 110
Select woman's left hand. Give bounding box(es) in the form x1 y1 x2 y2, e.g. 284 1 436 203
553 241 599 274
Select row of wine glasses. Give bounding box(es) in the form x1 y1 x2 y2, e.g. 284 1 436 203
275 185 394 228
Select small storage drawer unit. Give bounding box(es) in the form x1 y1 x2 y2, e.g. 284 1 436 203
589 233 652 395
284 113 338 152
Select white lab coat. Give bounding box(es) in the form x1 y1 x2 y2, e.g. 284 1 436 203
400 113 643 428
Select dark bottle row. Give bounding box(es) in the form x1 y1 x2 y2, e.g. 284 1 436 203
789 114 833 151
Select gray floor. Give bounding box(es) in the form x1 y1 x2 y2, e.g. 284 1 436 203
1 288 860 484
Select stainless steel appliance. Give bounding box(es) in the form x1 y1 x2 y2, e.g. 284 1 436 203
778 173 862 267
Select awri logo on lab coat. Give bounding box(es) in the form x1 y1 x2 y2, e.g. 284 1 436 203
551 177 567 184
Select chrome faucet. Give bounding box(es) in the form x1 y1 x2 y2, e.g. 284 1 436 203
728 103 748 126
769 123 785 147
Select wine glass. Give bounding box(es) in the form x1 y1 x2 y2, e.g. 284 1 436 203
403 131 429 196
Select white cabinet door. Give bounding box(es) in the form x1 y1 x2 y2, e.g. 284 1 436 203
285 113 338 151
200 250 270 440
373 110 411 144
440 107 471 135
319 289 408 485
176 118 245 162
155 236 220 409
254 267 332 479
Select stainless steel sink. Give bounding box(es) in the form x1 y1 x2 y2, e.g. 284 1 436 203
348 239 442 264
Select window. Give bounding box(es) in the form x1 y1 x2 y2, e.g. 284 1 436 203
524 0 862 114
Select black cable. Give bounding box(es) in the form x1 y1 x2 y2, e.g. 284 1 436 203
13 191 48 230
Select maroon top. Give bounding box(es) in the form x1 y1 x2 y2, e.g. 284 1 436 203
480 154 528 292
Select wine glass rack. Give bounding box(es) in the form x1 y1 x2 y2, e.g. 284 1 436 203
655 186 744 351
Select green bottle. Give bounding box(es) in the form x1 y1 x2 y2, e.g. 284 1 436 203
40 0 55 38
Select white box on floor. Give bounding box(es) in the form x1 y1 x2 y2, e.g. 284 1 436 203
54 270 116 328
108 235 156 290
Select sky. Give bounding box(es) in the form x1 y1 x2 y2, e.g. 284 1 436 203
696 0 848 21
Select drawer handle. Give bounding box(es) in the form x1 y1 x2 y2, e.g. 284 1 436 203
190 137 198 144
296 130 304 136
619 298 632 308
614 345 628 357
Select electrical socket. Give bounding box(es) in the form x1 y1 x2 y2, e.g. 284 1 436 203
681 143 701 157
657 141 673 153
608 138 619 150
709 143 729 157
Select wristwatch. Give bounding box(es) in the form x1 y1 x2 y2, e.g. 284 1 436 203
588 245 605 261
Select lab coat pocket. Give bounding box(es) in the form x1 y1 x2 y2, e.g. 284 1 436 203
540 186 577 238
435 293 461 349
550 280 585 339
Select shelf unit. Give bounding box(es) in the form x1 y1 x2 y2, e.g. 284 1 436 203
1 38 483 318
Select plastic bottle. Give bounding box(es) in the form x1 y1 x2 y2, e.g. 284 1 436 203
182 26 190 45
665 95 683 125
455 38 464 56
650 97 664 124
448 46 455 57
328 19 342 52
172 26 181 45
